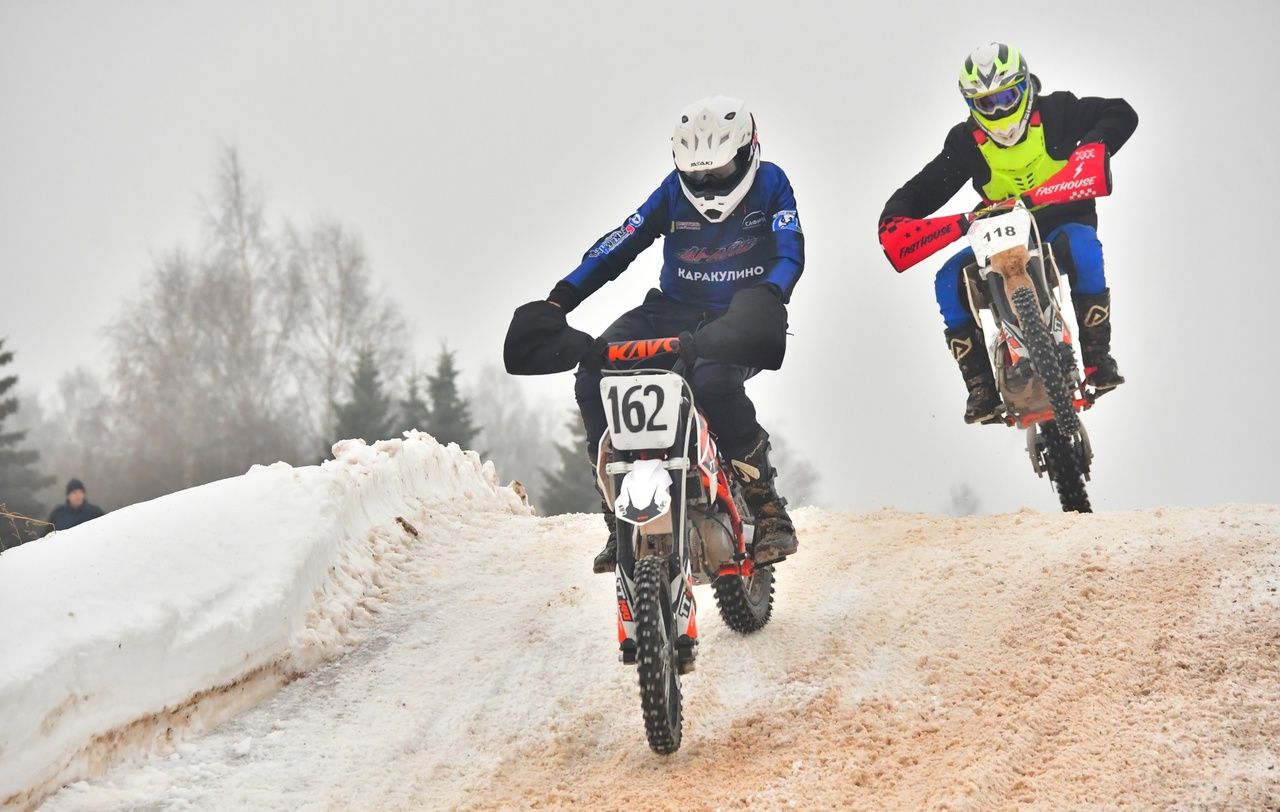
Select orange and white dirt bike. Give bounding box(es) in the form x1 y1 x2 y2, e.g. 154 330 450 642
960 200 1099 512
595 337 773 754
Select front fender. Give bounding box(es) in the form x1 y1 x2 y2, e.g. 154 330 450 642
614 459 673 533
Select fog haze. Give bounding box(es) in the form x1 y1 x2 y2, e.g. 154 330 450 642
3 0 1277 513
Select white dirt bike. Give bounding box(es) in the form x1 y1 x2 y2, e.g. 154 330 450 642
595 337 773 754
961 200 1098 512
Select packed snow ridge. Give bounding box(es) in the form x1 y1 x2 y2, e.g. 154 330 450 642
0 433 530 809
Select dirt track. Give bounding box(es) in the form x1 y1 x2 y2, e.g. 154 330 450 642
43 506 1280 811
461 507 1280 811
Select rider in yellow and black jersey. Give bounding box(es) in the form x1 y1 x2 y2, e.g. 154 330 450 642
879 43 1138 423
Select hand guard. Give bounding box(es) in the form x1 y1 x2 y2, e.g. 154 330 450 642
878 213 970 273
691 285 788 371
503 300 594 375
1023 142 1111 207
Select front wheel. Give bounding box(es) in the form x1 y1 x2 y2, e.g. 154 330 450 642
713 564 775 634
634 554 682 754
1041 421 1092 512
1011 285 1092 513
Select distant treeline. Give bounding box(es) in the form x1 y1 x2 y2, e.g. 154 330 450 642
2 149 819 550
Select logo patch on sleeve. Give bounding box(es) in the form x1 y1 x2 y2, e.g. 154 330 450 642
588 212 644 257
771 210 802 234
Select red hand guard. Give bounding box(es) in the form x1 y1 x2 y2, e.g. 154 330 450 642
878 213 970 273
1024 142 1111 207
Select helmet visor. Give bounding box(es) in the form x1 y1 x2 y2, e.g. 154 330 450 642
969 80 1026 116
679 144 752 196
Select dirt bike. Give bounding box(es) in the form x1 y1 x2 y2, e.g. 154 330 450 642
960 200 1097 512
594 337 773 754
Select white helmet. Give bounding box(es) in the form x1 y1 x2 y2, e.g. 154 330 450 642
671 95 760 223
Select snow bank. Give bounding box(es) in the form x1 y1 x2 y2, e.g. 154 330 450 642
0 432 529 808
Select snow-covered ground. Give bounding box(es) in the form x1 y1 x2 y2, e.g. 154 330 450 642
13 486 1279 808
0 434 528 810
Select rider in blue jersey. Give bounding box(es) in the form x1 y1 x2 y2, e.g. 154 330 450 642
509 96 804 573
556 161 803 312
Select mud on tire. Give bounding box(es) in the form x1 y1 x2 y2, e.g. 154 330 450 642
1011 285 1092 514
634 554 682 754
713 565 775 634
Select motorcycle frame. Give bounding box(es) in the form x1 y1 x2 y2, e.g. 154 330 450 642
960 205 1096 478
597 365 751 663
961 207 1090 426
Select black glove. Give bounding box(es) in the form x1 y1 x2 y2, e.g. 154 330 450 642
503 300 594 375
676 330 699 367
692 285 788 370
577 336 610 375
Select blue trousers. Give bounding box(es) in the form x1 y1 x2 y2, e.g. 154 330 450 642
575 289 760 460
934 223 1107 329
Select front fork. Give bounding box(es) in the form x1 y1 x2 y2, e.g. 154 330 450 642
610 464 698 670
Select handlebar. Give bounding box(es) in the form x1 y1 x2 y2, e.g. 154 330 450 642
968 197 1022 221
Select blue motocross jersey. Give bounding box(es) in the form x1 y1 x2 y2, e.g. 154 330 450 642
562 161 804 310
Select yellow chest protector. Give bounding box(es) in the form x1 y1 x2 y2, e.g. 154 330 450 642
975 113 1066 203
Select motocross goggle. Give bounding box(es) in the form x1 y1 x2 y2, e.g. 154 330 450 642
967 78 1028 117
679 143 752 196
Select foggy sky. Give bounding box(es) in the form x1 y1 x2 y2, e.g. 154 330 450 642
2 0 1277 514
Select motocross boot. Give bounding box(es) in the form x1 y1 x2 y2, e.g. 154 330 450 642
732 429 798 565
1072 289 1125 394
945 323 1002 424
592 507 618 574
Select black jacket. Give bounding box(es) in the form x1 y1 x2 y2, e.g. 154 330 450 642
881 86 1138 234
47 501 105 532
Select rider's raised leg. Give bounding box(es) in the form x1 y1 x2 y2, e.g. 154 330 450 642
1049 224 1124 392
688 361 797 564
936 249 1001 423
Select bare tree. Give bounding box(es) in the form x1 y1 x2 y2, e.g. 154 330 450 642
25 148 415 508
468 365 558 500
285 219 405 451
26 367 115 507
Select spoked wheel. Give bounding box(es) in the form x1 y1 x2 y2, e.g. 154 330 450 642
713 564 775 633
1041 421 1092 512
634 554 682 754
1011 285 1092 514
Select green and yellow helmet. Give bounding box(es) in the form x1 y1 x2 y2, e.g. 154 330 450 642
959 43 1035 146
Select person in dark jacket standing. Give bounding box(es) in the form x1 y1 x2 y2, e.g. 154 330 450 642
878 43 1138 424
47 479 105 532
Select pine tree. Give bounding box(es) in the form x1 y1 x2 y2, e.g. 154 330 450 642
396 373 432 436
0 339 55 549
423 347 478 449
539 413 600 515
332 348 394 446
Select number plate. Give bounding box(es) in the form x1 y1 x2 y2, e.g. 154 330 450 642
969 207 1032 266
601 373 684 450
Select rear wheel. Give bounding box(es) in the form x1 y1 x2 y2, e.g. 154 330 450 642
1011 285 1092 514
634 554 682 754
713 565 775 633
